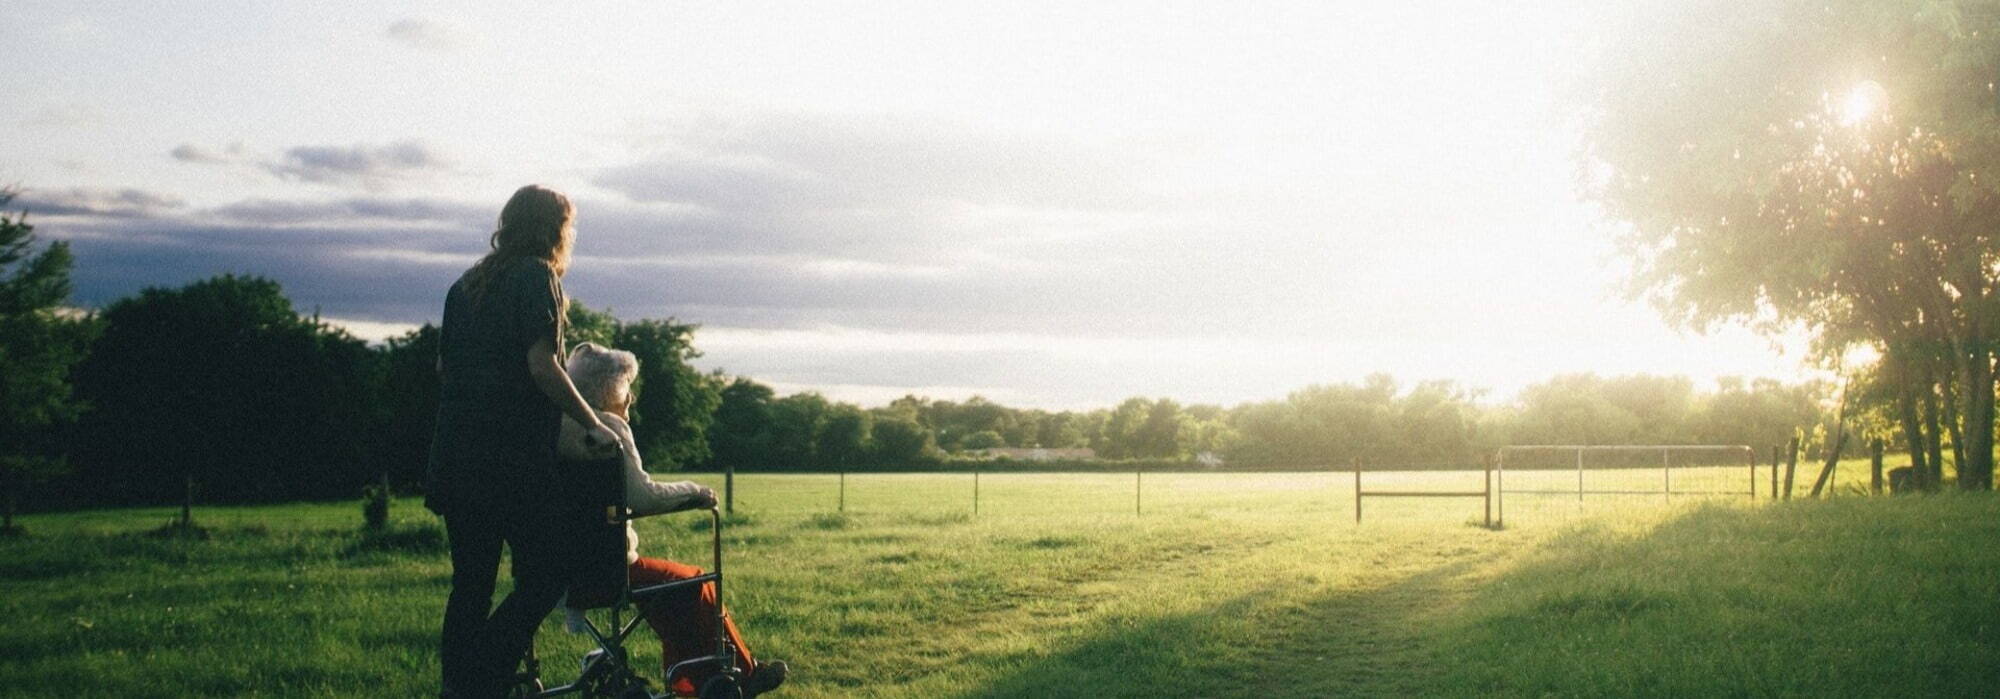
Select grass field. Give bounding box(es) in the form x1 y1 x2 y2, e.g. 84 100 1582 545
2 462 1994 697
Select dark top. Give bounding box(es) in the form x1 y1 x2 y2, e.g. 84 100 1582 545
424 257 564 516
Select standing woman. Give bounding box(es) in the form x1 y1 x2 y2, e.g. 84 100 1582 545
427 185 619 698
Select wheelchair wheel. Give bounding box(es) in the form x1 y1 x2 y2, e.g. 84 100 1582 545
698 674 742 699
505 677 545 699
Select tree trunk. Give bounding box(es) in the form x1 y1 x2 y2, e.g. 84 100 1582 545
1943 381 1965 483
1898 381 1931 490
1963 352 1996 490
1922 384 1945 488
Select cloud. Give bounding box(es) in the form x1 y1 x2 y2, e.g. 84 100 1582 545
592 113 1156 214
14 187 186 218
265 140 447 186
208 197 488 227
169 143 241 164
384 18 462 51
168 140 448 190
22 188 489 326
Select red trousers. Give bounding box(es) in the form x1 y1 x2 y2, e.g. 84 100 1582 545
628 557 756 695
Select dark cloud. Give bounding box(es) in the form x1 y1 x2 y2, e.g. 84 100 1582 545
208 197 488 227
15 187 186 218
265 141 446 185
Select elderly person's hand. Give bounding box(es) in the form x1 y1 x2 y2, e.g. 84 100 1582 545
694 486 718 509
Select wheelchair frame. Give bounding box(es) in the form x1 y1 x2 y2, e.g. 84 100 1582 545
514 505 744 699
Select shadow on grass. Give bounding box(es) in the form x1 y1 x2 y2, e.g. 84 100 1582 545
955 497 2000 698
1423 497 2000 697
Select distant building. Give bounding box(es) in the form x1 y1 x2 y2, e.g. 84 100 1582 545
966 447 1097 461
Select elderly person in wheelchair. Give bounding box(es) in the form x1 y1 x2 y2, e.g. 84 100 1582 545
544 342 788 698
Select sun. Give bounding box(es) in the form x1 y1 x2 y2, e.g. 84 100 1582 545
1839 80 1888 126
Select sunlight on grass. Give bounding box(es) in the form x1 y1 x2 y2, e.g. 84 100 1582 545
0 475 1990 697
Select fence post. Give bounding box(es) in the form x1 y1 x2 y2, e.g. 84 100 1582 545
838 471 845 513
1577 449 1585 503
1770 445 1780 499
1352 457 1362 524
182 475 194 529
1870 439 1884 494
725 464 735 515
1783 437 1799 500
973 469 980 517
1663 450 1671 503
1483 454 1492 528
1135 471 1142 516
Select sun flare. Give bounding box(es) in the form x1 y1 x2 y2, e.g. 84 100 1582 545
1839 80 1887 126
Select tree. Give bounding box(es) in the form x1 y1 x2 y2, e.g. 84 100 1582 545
1693 377 1832 453
869 414 936 466
614 318 719 470
1134 398 1188 458
961 430 1005 450
72 275 378 505
1035 412 1085 449
1098 398 1151 459
563 302 619 348
818 404 872 468
706 376 775 471
766 393 829 469
1581 0 2000 488
0 191 98 532
377 324 440 489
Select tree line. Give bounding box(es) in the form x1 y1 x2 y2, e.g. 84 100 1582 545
1 218 1861 521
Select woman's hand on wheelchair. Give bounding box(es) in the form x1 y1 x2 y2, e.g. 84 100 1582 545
580 421 621 457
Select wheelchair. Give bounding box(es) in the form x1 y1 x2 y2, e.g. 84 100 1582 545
507 451 748 699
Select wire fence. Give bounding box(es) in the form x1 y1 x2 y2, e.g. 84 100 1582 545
678 447 1775 526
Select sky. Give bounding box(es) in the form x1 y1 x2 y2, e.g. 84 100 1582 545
2 1 1817 410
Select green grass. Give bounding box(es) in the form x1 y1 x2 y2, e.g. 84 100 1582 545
1 472 1993 697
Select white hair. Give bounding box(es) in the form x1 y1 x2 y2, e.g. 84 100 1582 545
566 342 639 410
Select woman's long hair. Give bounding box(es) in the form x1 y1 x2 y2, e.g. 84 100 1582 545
460 184 575 314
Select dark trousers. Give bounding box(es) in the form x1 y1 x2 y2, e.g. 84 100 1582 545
441 504 570 698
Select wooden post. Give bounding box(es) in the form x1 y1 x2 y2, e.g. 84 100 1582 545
1577 449 1585 503
1870 439 1885 494
725 464 735 515
838 471 845 513
1353 457 1362 524
181 474 194 528
1134 471 1142 516
1483 454 1492 528
1748 448 1756 501
1783 437 1799 500
1809 430 1846 498
1769 445 1780 499
1663 450 1671 503
973 470 980 517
